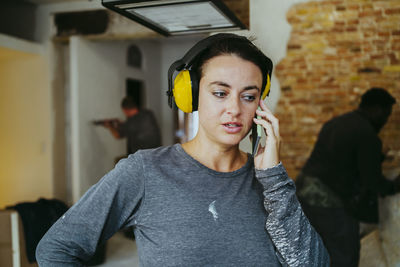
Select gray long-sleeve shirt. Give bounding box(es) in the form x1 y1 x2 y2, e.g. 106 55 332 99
36 144 329 266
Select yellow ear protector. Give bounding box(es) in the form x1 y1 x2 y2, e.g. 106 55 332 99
261 73 271 100
171 69 199 113
167 33 273 114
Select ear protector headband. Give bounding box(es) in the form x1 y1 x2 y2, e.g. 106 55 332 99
167 33 273 113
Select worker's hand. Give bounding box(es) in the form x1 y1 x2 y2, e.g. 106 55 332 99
103 120 113 129
104 119 121 129
253 99 281 169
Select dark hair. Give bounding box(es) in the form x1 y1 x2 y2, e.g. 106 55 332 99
121 96 138 109
359 87 396 109
191 35 273 92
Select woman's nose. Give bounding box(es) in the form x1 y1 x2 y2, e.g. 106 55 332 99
226 95 241 115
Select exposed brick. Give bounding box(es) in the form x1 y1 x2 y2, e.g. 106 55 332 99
384 8 400 15
276 0 400 180
359 10 382 17
388 53 399 64
276 0 400 179
323 1 345 5
350 46 361 52
361 3 373 10
287 17 302 24
371 54 386 60
335 21 346 26
281 86 292 92
358 67 381 73
288 44 302 50
275 64 286 71
324 55 340 61
391 42 400 50
348 19 359 25
336 5 346 11
378 31 391 37
347 4 360 11
346 27 357 32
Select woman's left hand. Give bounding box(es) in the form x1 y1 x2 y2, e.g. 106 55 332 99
253 99 281 169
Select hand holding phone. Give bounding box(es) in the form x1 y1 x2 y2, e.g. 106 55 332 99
252 99 281 169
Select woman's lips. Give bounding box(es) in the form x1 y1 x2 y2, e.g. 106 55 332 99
222 122 243 133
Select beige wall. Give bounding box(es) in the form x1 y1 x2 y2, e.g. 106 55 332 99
0 46 52 208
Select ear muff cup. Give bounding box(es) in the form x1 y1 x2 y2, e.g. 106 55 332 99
172 70 199 113
261 74 271 100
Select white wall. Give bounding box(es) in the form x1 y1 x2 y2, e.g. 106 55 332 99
70 37 123 199
69 37 164 200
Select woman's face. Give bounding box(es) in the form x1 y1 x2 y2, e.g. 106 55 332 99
197 54 263 148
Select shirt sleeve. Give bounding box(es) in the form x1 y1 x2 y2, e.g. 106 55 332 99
35 153 145 266
356 131 396 196
255 163 330 267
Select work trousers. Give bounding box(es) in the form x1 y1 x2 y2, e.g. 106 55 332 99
300 202 360 267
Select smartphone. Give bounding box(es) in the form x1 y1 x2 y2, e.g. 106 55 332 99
251 107 262 157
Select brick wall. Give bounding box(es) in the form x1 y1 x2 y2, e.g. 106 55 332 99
275 0 400 179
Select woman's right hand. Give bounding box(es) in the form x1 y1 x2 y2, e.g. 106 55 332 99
253 99 281 169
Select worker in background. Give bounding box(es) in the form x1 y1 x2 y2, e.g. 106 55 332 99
101 96 161 155
296 87 400 267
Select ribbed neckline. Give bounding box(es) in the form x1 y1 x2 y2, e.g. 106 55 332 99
174 143 253 178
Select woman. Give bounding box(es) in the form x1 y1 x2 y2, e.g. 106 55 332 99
36 34 329 266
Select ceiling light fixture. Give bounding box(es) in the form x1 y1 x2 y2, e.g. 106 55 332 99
102 0 247 36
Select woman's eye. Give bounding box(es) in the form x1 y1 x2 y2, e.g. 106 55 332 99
242 94 256 102
213 91 226 98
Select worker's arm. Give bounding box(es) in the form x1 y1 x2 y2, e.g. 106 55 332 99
104 120 123 139
357 131 398 195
